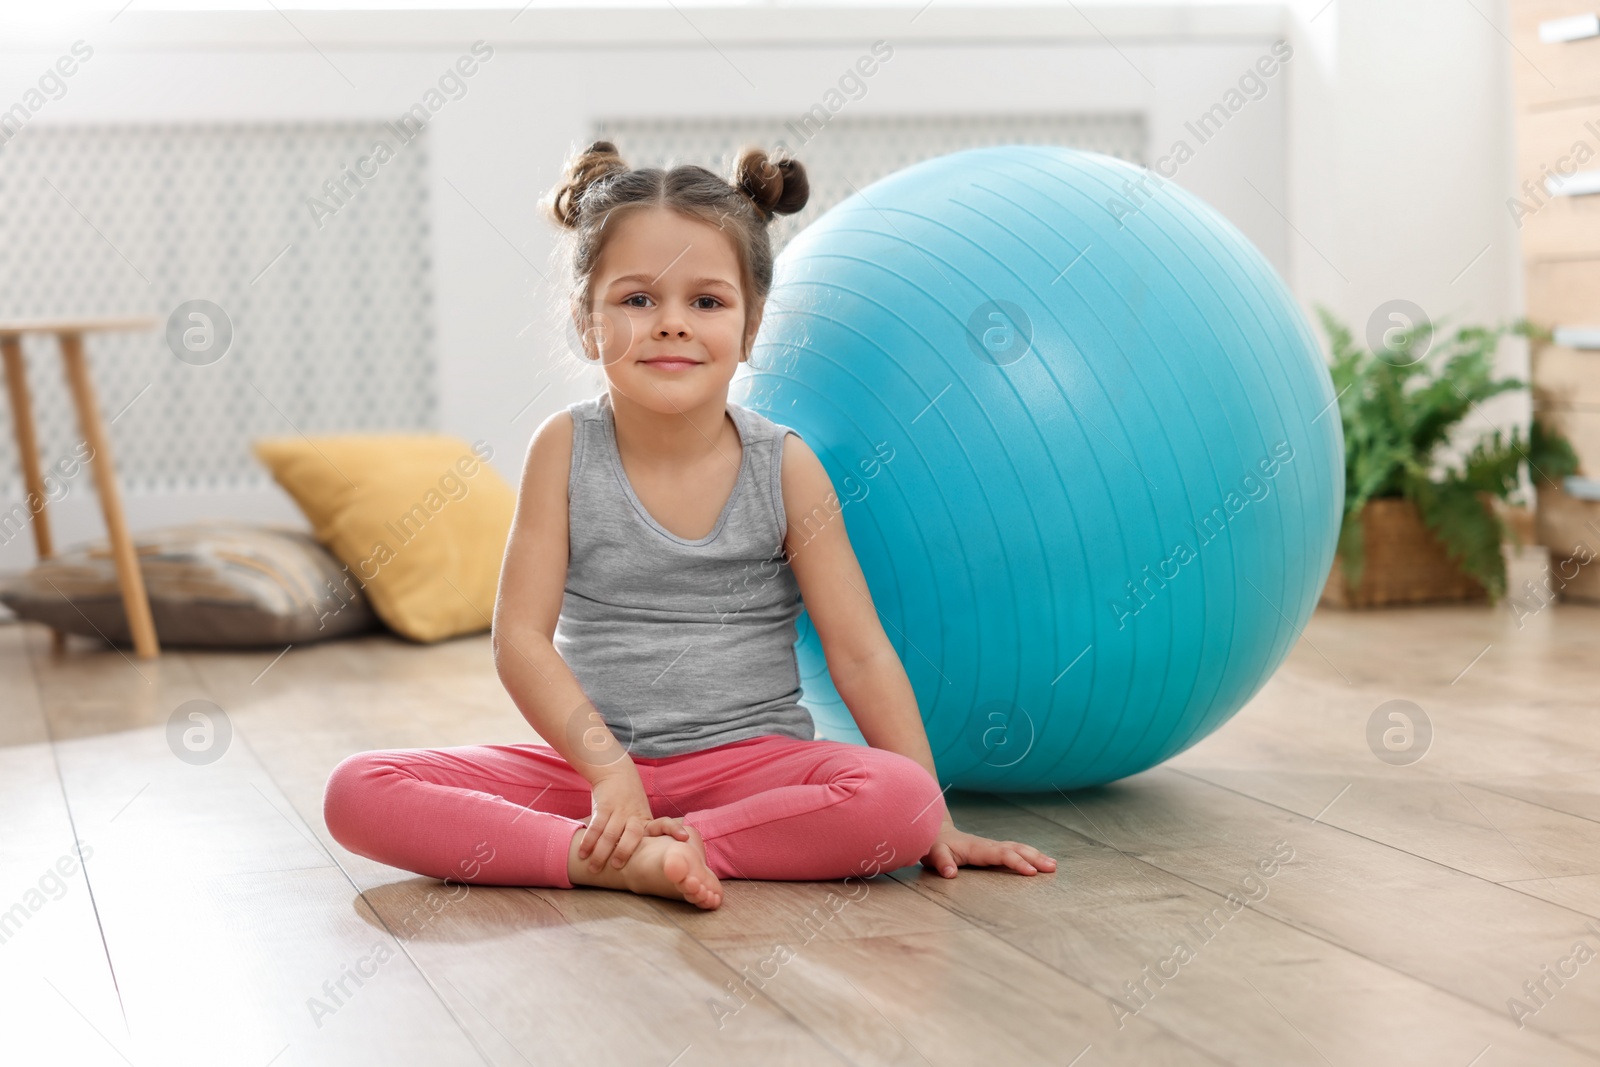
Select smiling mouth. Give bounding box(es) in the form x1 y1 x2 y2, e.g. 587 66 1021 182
641 358 700 369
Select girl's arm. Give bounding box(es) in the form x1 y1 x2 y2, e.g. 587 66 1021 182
492 410 634 781
776 435 946 810
780 434 1057 878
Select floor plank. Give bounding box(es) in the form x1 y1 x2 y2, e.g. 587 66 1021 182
1008 771 1600 1057
0 629 129 1066
14 625 489 1066
1177 768 1600 915
880 791 1598 1067
5 580 1600 1065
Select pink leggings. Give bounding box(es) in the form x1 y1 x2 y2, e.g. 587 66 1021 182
323 734 948 888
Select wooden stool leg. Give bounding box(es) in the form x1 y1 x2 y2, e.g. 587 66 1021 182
58 331 159 659
2 335 67 651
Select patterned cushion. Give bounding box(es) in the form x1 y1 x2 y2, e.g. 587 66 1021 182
251 434 513 643
0 520 377 647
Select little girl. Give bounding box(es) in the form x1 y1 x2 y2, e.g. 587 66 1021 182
324 140 1056 909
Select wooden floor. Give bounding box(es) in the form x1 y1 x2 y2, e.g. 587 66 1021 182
3 576 1599 1066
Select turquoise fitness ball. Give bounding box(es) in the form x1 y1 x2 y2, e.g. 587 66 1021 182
731 145 1343 792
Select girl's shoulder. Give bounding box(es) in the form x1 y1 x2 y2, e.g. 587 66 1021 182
550 395 608 504
730 400 803 444
566 393 607 421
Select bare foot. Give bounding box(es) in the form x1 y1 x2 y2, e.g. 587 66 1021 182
568 824 724 909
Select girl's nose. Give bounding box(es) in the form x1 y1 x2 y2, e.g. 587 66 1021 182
650 299 694 339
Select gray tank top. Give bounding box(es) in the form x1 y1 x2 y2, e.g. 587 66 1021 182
554 391 815 759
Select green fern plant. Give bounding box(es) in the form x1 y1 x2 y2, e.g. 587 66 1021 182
1318 306 1580 601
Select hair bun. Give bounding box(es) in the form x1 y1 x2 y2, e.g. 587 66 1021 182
546 139 630 229
733 145 810 222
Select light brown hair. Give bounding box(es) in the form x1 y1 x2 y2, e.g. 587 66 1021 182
542 140 810 352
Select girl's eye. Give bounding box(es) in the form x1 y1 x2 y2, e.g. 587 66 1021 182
623 294 722 310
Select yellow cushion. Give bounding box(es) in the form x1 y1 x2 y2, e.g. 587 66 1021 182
251 434 514 643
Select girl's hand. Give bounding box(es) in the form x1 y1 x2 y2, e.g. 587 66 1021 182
921 822 1058 878
577 768 689 873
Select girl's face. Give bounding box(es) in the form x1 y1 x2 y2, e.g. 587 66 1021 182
581 206 759 414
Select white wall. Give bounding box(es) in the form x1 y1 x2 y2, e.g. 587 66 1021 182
1283 0 1527 440
0 4 1296 572
10 1 1533 569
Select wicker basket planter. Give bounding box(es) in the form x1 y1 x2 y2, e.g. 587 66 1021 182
1321 498 1487 609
